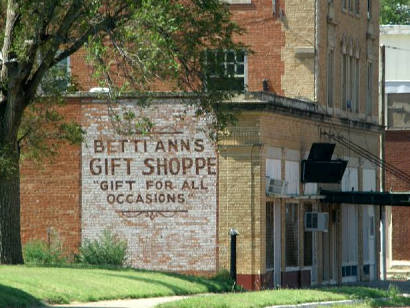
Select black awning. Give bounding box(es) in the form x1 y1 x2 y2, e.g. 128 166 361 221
320 190 410 206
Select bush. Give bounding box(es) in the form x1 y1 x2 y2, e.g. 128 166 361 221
23 240 66 265
77 230 127 266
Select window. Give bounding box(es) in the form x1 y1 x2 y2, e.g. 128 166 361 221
285 160 300 195
348 55 353 111
203 50 246 92
369 215 375 237
350 57 359 113
353 59 360 112
367 0 372 18
348 0 353 11
342 50 359 113
342 54 347 110
342 205 358 277
355 0 360 14
342 265 358 277
366 62 373 115
266 202 274 269
327 49 334 108
285 203 299 267
343 0 347 10
303 204 313 267
41 55 71 93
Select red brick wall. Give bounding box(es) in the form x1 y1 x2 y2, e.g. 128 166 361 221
385 130 410 260
20 100 82 256
70 1 285 94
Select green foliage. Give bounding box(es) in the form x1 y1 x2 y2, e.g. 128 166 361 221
0 144 19 179
77 230 128 266
387 284 401 299
23 239 66 265
381 0 410 25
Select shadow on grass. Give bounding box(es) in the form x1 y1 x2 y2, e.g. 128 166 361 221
29 264 238 295
103 271 236 297
0 284 43 308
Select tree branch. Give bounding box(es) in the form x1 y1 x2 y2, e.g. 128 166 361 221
0 0 20 94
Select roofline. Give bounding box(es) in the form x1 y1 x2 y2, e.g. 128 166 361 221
64 91 383 132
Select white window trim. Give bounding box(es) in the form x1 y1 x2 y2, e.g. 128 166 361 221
285 266 301 272
222 0 251 3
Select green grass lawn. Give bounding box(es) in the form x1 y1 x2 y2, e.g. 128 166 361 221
158 286 410 308
2 265 410 308
0 265 234 306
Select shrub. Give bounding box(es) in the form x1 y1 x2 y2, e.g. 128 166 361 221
77 230 127 266
23 240 66 265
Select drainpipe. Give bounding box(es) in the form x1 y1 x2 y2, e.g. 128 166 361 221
380 45 387 281
314 0 319 102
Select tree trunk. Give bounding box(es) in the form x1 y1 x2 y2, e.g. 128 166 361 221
0 88 25 264
0 146 23 264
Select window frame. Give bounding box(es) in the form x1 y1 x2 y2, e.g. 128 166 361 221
202 49 247 92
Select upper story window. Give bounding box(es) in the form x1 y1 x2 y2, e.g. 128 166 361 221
366 62 373 116
327 49 334 108
202 50 246 92
367 0 372 19
341 38 360 113
41 55 71 93
343 0 359 14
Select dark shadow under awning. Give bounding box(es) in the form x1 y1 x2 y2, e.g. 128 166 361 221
320 190 410 206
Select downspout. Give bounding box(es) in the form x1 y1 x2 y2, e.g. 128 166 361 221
314 0 319 102
250 143 263 289
380 45 387 281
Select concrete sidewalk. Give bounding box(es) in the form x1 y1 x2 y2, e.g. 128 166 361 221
51 296 363 308
51 295 190 308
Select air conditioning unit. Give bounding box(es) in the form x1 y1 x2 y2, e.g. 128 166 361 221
305 212 329 232
266 177 288 195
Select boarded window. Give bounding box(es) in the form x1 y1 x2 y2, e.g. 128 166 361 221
266 159 281 180
342 167 358 192
363 168 376 191
342 205 358 272
285 161 300 195
285 203 299 267
266 202 275 269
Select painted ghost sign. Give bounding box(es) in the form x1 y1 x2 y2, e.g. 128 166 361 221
81 101 217 271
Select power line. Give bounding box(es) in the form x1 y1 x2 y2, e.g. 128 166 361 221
323 132 410 185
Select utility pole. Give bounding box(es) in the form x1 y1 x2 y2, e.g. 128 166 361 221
380 44 387 281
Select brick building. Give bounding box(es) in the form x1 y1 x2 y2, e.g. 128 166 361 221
21 0 383 289
381 25 410 274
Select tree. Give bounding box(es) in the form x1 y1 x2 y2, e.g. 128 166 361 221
380 0 410 25
0 0 242 264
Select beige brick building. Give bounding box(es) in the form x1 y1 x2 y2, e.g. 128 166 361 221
21 0 384 289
